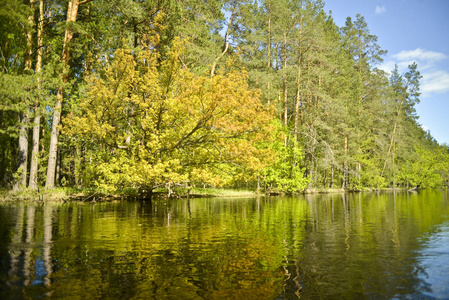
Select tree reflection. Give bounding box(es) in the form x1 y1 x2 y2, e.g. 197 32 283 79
23 205 35 286
7 206 24 288
0 191 448 299
43 205 53 287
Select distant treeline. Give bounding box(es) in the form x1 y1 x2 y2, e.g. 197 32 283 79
1 0 448 194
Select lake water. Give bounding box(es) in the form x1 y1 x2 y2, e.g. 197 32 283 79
1 190 448 299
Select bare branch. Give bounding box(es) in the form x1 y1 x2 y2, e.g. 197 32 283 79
79 0 93 5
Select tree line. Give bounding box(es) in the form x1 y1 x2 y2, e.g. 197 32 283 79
1 0 448 194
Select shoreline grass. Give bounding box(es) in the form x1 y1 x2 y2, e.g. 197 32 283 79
0 186 430 203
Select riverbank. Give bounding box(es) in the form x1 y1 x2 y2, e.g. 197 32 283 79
0 187 260 203
0 186 417 203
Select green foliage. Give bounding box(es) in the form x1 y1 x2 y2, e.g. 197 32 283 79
0 0 446 192
261 123 310 193
397 146 449 188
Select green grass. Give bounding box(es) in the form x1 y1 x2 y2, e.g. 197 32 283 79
0 186 260 203
0 186 113 203
0 187 68 203
175 187 258 198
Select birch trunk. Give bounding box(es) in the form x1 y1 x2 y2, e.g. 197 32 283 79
29 0 44 189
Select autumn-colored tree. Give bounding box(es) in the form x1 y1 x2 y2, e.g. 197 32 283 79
64 40 277 193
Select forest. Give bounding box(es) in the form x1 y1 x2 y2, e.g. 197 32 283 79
1 0 448 196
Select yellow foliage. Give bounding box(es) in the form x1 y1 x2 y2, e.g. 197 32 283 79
64 39 277 191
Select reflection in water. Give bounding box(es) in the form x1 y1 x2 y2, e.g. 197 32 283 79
7 206 24 288
416 222 449 298
24 205 35 286
0 204 54 298
0 190 448 299
43 205 53 287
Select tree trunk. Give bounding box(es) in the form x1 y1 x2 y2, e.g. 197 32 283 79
392 141 396 189
294 14 303 143
14 113 29 190
323 169 327 188
357 162 361 186
28 109 41 189
267 2 271 105
14 0 35 191
40 119 45 156
46 90 62 189
29 0 44 190
46 0 82 189
331 165 334 189
74 142 81 187
342 136 348 189
291 14 303 179
210 9 234 77
55 148 61 185
282 33 288 128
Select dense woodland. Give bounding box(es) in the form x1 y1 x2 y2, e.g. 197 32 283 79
1 0 448 195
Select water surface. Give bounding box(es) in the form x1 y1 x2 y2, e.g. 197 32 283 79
1 190 448 299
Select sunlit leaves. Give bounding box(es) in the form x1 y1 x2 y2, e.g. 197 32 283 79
64 40 276 191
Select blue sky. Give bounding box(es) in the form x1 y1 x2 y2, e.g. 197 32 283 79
323 0 449 145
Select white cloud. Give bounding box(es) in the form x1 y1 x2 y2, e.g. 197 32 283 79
375 5 386 15
421 70 449 97
378 60 417 74
392 48 447 62
386 48 449 97
378 60 396 73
